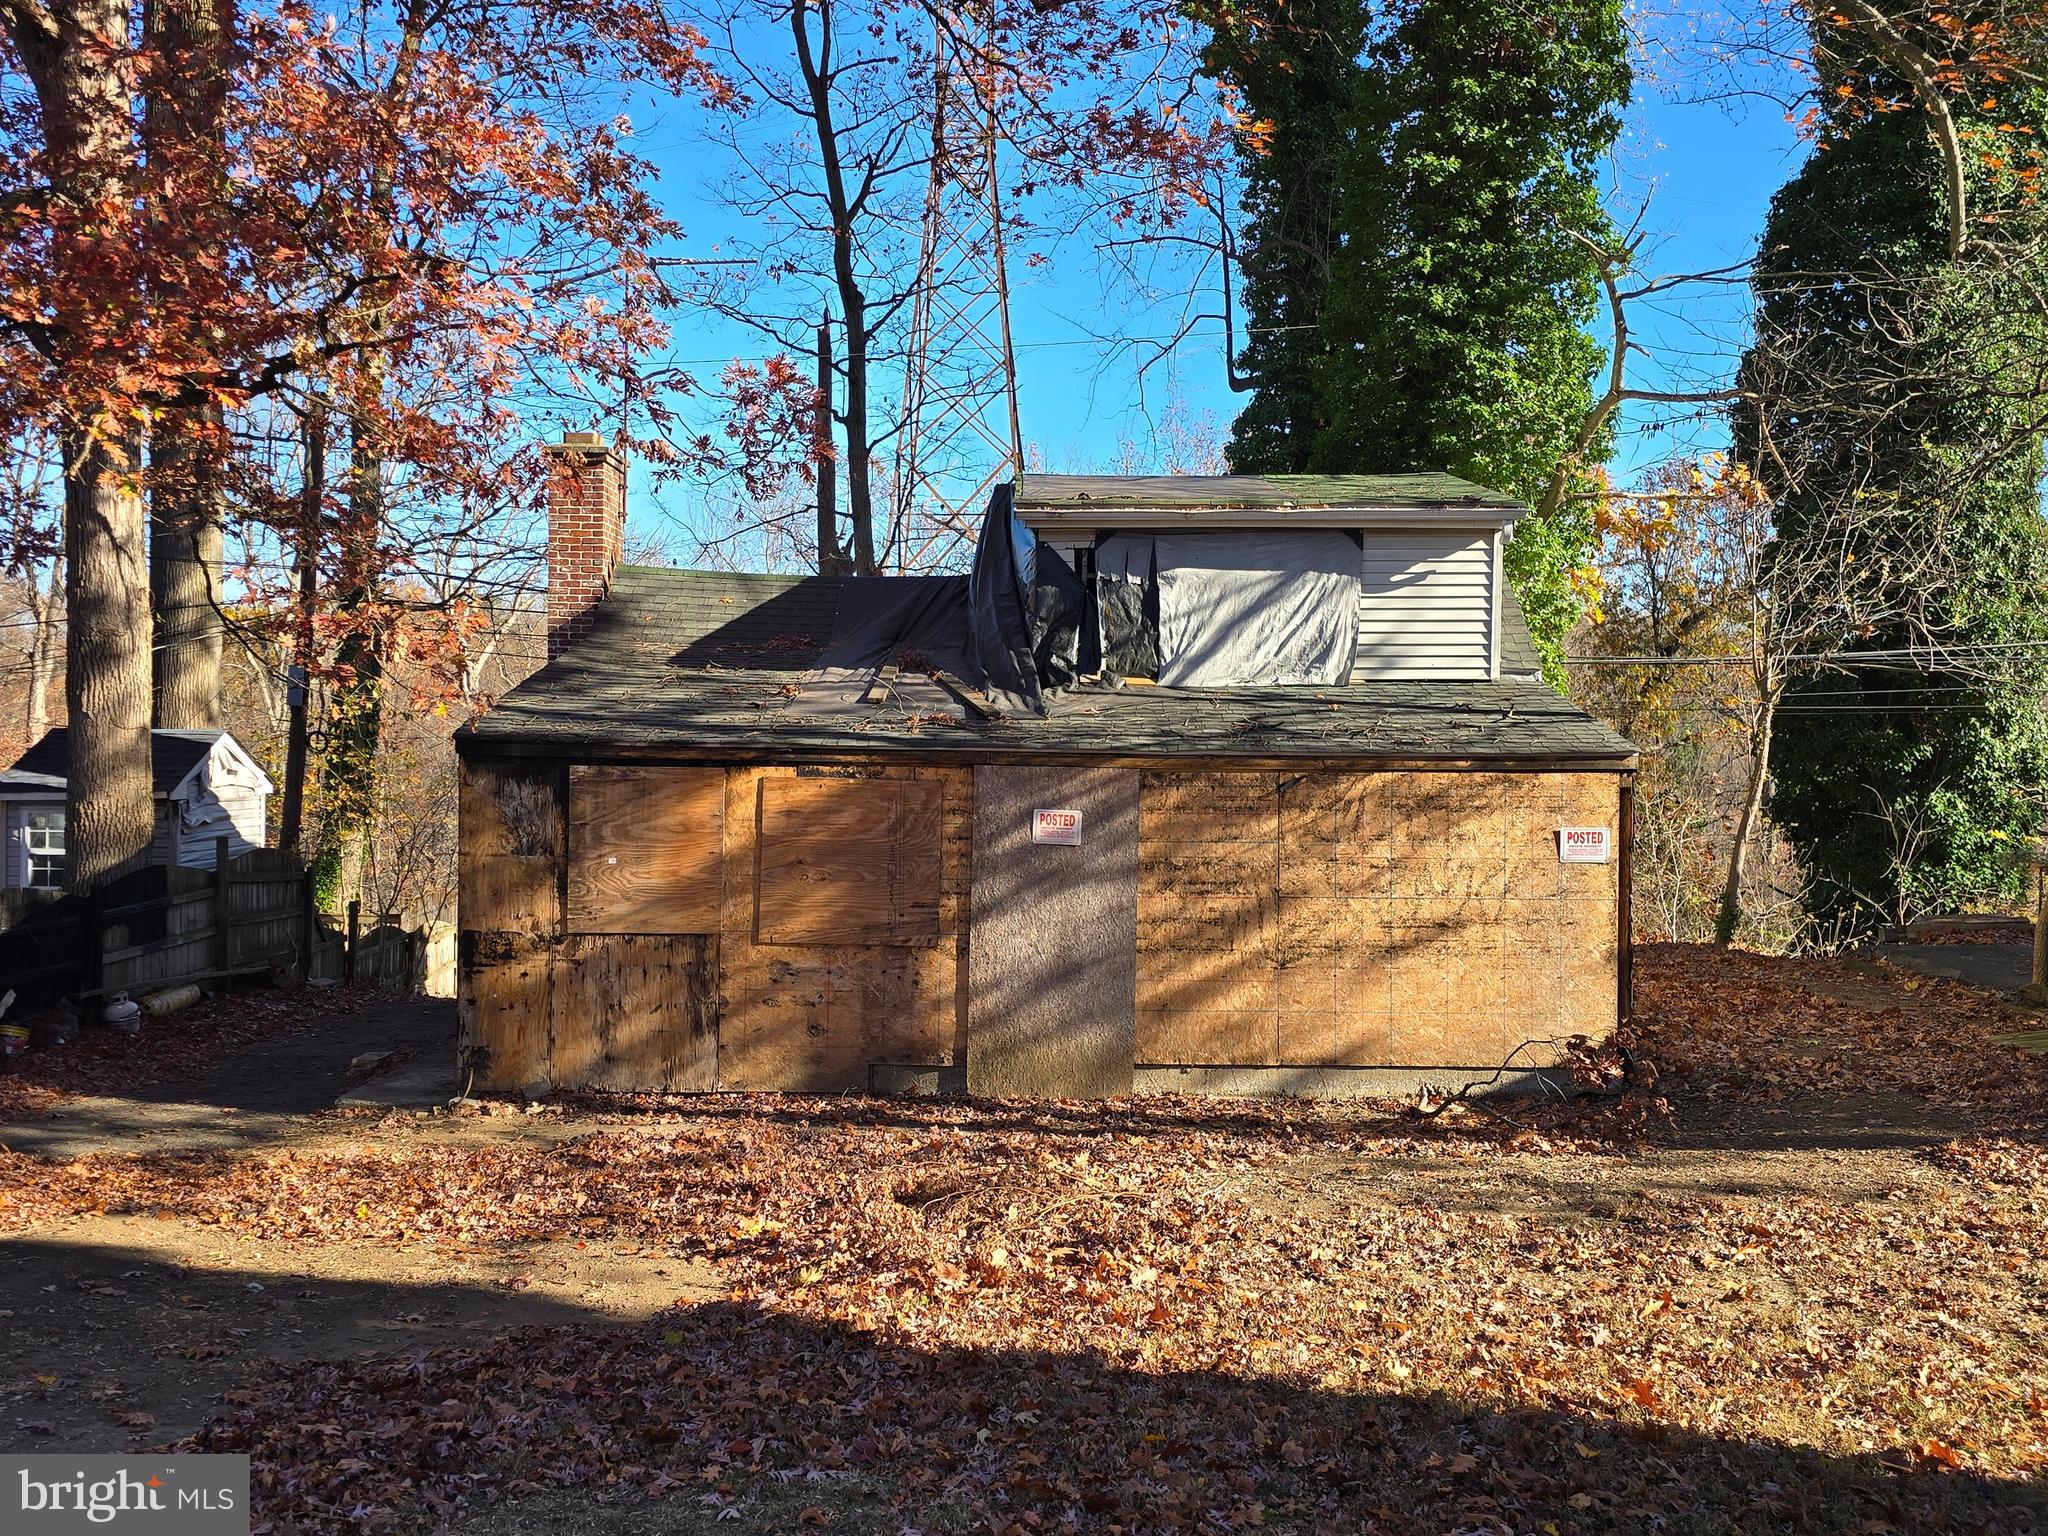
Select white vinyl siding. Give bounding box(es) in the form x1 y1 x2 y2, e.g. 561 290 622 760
176 783 266 867
1352 529 1495 682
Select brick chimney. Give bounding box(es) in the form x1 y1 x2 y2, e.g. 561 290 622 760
544 431 626 661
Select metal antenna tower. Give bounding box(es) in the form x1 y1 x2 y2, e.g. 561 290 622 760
891 3 1024 572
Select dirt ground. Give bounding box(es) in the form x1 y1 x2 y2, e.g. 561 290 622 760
0 951 2044 1534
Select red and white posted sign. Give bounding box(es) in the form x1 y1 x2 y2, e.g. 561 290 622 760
1558 826 1612 864
1032 808 1083 846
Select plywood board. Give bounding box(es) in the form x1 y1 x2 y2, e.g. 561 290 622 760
719 767 968 1091
1278 770 1620 1069
551 934 718 1092
1137 1007 1276 1066
755 776 942 947
567 766 723 934
460 761 562 938
1136 772 1283 1067
458 930 553 1091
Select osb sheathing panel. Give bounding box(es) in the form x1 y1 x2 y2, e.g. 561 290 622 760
458 761 563 1091
1138 770 1619 1070
718 766 970 1091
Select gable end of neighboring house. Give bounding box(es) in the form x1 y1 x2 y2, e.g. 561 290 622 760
0 729 274 889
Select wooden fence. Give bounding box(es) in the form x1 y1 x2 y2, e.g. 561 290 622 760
0 840 427 1012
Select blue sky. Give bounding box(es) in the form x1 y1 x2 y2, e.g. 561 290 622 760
620 32 1811 553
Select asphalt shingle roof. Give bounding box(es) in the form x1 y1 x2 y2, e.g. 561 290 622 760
1015 473 1522 513
0 728 225 796
464 567 1634 766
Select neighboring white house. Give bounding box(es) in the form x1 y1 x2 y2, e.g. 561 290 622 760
0 728 274 890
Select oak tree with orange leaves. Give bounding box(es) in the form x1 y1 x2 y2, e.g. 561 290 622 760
0 0 726 889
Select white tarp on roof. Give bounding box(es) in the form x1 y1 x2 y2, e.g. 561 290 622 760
1152 530 1360 687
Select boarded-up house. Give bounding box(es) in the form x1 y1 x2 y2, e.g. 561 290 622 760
455 435 1635 1098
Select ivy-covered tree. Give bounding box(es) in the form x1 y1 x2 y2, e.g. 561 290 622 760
1200 0 1368 474
1324 0 1628 683
1736 13 2048 927
1211 0 1631 682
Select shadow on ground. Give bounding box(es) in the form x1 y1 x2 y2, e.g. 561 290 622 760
132 1287 2044 1536
0 997 456 1158
0 1230 714 1451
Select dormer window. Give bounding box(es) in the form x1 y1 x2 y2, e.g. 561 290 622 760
1015 473 1519 687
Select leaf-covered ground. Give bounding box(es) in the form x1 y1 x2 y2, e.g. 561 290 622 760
0 983 375 1121
3 943 2047 1534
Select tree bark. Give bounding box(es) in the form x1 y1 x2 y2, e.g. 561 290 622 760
143 0 233 728
6 2 160 888
1716 690 1778 947
63 424 156 889
319 403 385 914
278 400 322 855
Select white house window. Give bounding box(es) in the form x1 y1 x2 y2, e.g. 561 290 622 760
23 806 66 890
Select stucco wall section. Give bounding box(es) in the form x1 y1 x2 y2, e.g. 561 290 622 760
966 765 1138 1098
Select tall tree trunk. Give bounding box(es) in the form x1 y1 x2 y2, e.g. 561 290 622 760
791 0 876 574
319 405 385 914
144 0 232 727
63 425 155 889
839 289 875 575
278 399 322 854
7 4 159 887
23 555 63 744
1716 690 1779 947
149 409 226 726
309 0 424 911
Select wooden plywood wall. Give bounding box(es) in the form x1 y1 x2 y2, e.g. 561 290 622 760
719 766 970 1092
1138 769 1621 1070
462 759 723 1093
567 765 724 933
755 777 942 946
458 759 564 1091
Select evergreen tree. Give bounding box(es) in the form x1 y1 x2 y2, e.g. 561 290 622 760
1202 0 1369 474
1736 21 2048 925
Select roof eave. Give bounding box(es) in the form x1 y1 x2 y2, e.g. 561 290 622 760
457 726 1636 772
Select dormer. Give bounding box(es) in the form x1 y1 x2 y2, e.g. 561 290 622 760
1010 473 1528 685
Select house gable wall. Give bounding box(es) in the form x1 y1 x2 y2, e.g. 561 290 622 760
1353 529 1496 682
